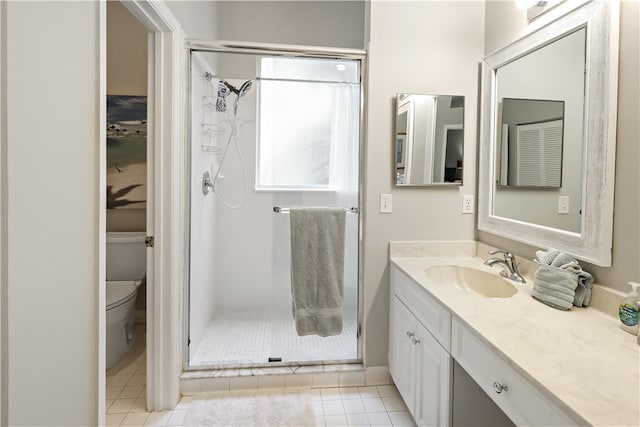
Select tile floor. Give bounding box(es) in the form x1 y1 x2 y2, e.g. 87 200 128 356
106 329 415 426
108 384 415 426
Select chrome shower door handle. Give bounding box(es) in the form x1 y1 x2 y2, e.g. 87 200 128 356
202 171 214 195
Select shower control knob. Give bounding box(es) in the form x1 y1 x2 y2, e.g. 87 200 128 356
411 338 420 345
406 331 415 339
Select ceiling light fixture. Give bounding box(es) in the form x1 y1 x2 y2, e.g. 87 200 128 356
516 0 564 22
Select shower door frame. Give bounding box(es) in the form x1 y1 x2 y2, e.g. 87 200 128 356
184 40 368 371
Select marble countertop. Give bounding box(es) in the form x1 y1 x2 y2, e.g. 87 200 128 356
389 241 640 427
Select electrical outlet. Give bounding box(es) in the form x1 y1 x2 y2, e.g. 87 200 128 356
380 194 392 214
558 196 570 214
462 195 474 214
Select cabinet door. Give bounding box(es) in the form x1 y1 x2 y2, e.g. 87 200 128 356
414 322 451 427
389 296 417 412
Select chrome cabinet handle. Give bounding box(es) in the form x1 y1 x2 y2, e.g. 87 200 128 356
493 381 508 394
406 331 415 338
411 338 420 345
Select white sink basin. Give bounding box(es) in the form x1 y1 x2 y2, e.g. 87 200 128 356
424 265 517 298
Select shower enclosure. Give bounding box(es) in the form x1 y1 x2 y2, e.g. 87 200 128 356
186 43 364 369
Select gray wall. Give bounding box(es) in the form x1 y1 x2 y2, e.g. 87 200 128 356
165 0 219 39
3 2 102 424
480 0 640 292
365 1 484 367
166 1 364 48
216 1 365 48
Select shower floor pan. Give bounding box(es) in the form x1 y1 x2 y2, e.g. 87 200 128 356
189 307 358 368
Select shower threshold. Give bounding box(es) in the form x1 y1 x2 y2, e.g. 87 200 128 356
181 361 365 382
185 357 363 373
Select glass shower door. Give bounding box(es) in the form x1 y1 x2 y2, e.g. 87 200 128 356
268 208 360 363
258 56 361 364
187 49 361 369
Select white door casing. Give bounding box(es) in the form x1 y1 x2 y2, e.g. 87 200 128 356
117 0 184 411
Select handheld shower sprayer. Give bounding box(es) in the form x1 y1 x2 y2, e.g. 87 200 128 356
223 80 253 98
222 80 252 114
202 72 254 208
205 73 253 113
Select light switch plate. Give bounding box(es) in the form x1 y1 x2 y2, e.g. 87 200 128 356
380 194 392 214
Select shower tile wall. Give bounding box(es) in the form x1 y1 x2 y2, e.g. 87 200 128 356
189 53 219 356
216 194 359 311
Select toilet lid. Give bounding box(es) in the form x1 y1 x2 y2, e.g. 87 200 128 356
106 281 137 310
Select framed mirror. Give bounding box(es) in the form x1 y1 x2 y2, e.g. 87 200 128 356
478 0 619 266
395 93 464 186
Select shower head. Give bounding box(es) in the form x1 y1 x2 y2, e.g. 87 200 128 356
223 79 253 97
238 80 253 97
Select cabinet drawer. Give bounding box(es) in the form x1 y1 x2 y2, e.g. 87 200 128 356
451 318 577 427
391 265 451 352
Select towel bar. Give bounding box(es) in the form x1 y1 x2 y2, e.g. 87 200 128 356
273 206 359 214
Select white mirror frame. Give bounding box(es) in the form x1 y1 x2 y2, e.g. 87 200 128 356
478 0 619 266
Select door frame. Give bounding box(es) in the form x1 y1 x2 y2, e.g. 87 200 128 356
182 42 367 370
116 0 184 411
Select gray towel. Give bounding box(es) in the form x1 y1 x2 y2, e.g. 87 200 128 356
290 207 346 337
574 270 594 307
535 249 594 307
532 264 579 310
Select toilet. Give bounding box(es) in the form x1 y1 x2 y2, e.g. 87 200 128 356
106 231 146 369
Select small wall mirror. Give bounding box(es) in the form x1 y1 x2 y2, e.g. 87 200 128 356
478 0 619 266
395 93 464 186
497 98 565 188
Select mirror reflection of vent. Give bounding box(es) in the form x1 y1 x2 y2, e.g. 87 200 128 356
515 119 563 187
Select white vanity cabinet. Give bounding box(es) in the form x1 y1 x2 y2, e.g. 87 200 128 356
390 266 451 427
451 319 577 427
390 262 579 427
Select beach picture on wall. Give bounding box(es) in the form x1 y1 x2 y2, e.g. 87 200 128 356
106 95 147 209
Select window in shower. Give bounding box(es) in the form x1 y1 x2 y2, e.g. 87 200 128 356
256 57 360 190
187 50 361 370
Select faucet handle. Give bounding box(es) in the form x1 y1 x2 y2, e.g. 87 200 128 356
489 250 517 269
486 249 526 283
488 249 511 259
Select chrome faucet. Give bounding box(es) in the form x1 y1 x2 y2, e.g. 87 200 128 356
484 250 526 283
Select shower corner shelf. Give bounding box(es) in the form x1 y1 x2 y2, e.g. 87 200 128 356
201 145 223 155
201 122 225 135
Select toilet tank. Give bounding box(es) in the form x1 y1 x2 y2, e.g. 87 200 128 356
106 232 147 281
